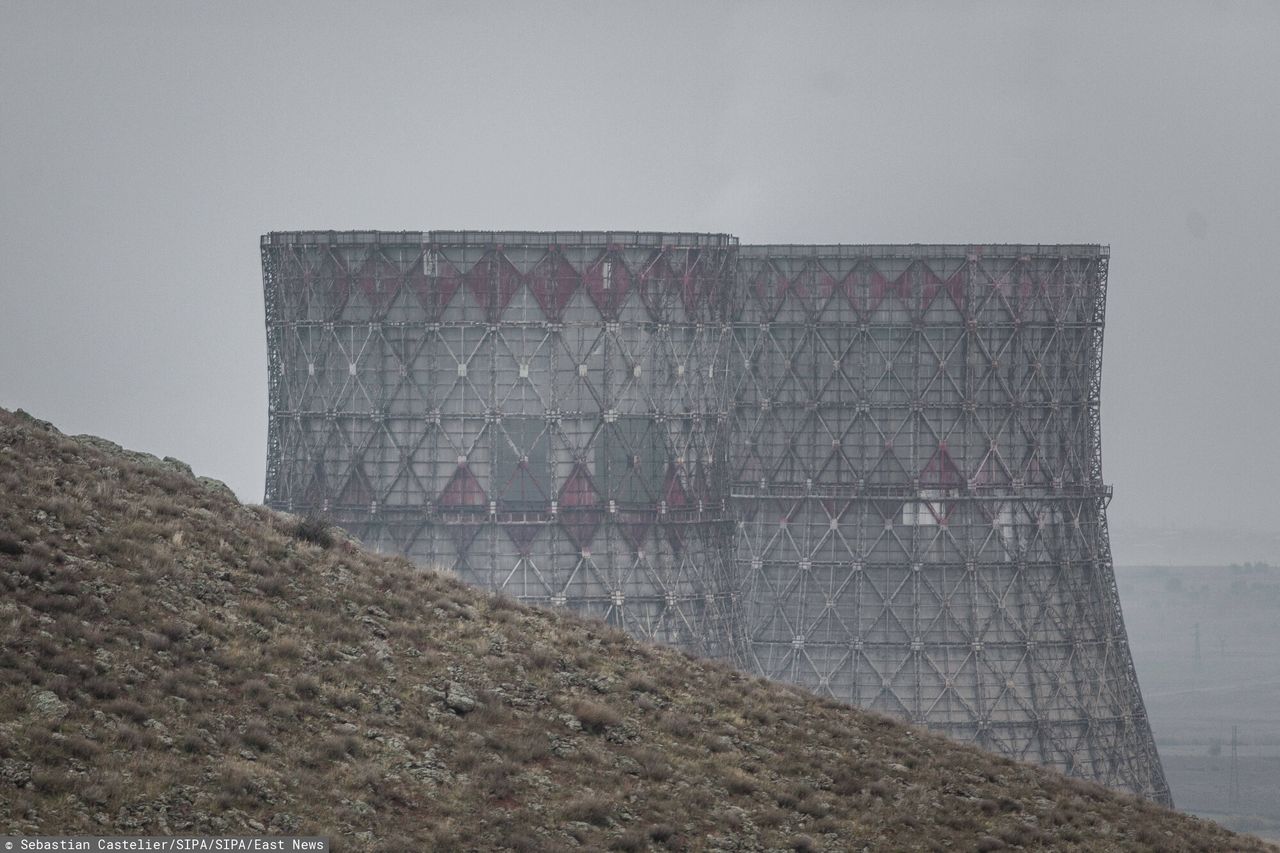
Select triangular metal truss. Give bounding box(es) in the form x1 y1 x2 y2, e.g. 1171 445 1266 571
262 232 1169 805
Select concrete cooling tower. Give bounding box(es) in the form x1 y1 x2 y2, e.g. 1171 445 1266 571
262 232 1169 804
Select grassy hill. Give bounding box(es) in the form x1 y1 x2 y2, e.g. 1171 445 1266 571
0 407 1271 852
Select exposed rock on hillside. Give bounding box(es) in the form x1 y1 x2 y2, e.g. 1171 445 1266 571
0 408 1271 851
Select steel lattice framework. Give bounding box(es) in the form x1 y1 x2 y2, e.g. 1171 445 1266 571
726 245 1167 803
263 233 1169 804
262 231 740 660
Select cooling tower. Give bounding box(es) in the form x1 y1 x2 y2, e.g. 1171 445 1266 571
262 233 1168 803
727 244 1169 803
262 231 740 659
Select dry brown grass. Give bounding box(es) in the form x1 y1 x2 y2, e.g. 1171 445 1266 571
0 406 1274 852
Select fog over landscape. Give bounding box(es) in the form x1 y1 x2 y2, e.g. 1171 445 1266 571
2 2 1278 565
4 1 1280 845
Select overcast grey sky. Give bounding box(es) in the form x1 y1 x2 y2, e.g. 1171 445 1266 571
2 1 1277 561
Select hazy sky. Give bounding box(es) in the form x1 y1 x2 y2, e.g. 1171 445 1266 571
2 1 1277 560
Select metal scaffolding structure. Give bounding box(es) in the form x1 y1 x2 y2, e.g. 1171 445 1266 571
262 232 1169 804
262 231 740 659
727 245 1168 804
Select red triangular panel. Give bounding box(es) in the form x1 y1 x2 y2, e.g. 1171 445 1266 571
583 252 632 318
558 463 602 550
464 251 522 320
529 250 581 321
922 444 963 489
558 463 601 508
504 524 540 556
407 252 461 320
439 464 487 509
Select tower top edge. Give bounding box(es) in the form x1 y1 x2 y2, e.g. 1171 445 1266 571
738 244 1109 259
260 233 1108 258
261 231 738 249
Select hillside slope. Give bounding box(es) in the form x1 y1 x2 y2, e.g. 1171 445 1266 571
0 407 1270 852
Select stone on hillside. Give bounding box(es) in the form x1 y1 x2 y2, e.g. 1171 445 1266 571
197 477 236 500
30 689 69 720
445 682 476 714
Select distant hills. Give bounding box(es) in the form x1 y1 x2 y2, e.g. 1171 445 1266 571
1111 526 1280 568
